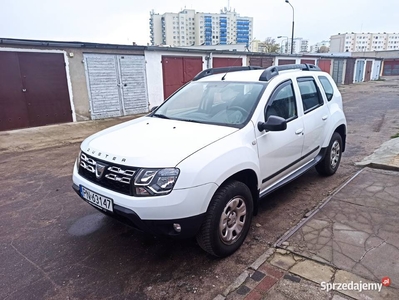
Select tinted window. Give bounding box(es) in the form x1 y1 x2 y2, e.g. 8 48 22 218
319 76 334 101
297 79 323 112
265 82 297 121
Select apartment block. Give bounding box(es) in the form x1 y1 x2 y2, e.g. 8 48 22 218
149 8 253 47
330 32 399 52
280 38 309 54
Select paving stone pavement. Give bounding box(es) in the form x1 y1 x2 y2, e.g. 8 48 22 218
280 168 399 289
218 167 399 300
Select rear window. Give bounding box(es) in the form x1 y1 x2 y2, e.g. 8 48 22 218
319 76 334 101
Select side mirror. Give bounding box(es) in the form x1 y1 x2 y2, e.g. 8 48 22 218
258 116 287 132
150 106 158 112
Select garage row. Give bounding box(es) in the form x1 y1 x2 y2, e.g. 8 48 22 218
0 39 393 131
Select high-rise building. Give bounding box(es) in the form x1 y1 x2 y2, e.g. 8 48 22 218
282 38 309 54
149 8 253 47
330 32 399 52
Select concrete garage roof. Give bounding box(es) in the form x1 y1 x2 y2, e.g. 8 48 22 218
0 37 146 51
0 37 388 60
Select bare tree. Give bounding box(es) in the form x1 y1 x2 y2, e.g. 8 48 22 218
259 37 280 53
317 46 329 53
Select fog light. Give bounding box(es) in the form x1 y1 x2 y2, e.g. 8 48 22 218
173 223 181 233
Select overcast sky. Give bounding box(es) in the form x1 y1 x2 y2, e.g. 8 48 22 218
1 0 398 46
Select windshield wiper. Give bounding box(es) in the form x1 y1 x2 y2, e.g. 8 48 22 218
153 113 170 119
183 119 204 124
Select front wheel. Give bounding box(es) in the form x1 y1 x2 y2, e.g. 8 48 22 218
316 132 343 176
196 180 253 257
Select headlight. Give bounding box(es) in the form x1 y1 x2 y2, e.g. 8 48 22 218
77 150 82 167
134 168 180 196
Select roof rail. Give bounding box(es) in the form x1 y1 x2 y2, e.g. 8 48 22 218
259 64 321 82
193 66 262 81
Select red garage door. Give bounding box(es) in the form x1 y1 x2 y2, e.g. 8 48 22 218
213 57 242 68
301 59 316 65
318 59 332 73
278 59 296 65
344 58 356 85
162 56 203 99
249 57 273 68
0 51 72 131
383 60 399 76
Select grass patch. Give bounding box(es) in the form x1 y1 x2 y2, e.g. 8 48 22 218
391 132 399 139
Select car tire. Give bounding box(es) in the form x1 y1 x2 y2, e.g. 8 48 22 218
196 180 253 257
316 132 343 176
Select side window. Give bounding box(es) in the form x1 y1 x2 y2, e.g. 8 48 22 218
297 79 324 113
265 82 297 121
319 76 334 101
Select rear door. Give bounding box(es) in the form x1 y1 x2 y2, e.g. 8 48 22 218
295 76 330 161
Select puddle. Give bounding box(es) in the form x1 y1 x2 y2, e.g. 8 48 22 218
68 213 107 236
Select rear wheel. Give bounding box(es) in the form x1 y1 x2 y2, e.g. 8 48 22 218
316 132 342 176
196 180 253 257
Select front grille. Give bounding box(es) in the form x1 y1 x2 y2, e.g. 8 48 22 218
78 152 138 196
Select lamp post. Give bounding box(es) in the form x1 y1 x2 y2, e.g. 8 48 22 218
285 0 295 54
277 35 289 54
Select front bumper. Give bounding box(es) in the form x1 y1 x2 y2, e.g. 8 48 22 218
72 183 206 238
72 163 218 238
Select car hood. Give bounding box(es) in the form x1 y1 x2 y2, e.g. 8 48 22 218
81 116 238 167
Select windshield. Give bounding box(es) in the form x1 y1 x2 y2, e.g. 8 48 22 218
153 81 266 127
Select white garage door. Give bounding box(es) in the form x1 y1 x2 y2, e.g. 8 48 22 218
84 54 148 119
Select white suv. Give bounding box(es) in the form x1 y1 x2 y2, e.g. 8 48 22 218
72 64 347 257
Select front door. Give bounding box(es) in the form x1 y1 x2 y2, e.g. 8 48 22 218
256 80 304 191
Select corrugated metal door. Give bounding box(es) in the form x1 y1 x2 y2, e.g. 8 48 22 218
278 59 296 65
344 58 356 85
85 54 122 119
364 61 373 81
213 57 242 68
118 55 148 115
0 51 72 131
162 56 202 99
318 59 332 73
332 59 345 85
382 60 399 76
84 54 148 119
249 57 273 68
371 61 382 80
355 60 365 82
300 59 316 65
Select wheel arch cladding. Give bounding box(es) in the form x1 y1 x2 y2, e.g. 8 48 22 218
219 169 259 216
335 124 346 152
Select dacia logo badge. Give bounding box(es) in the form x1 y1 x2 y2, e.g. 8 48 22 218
96 163 106 179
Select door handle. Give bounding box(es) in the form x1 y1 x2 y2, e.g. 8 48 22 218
295 128 304 135
322 115 328 120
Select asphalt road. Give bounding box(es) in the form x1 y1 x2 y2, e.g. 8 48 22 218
1 78 399 300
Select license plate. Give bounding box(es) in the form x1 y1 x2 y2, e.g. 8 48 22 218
80 185 113 212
